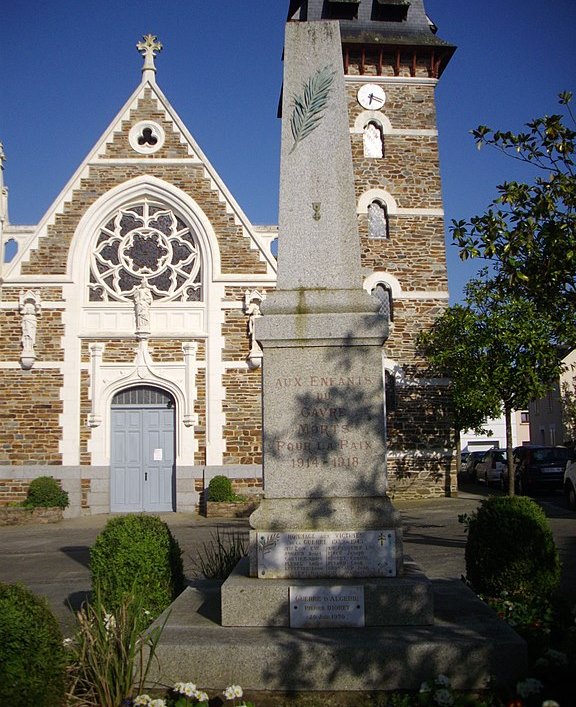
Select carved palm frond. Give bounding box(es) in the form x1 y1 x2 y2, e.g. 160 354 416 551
289 65 336 154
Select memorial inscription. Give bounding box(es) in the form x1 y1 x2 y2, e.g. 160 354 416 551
289 585 365 628
258 530 396 579
271 373 378 472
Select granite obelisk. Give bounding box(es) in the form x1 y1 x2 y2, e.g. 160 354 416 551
248 20 403 584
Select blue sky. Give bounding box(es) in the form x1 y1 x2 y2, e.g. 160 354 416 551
2 0 575 301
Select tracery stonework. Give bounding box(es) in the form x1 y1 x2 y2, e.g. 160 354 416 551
89 200 202 302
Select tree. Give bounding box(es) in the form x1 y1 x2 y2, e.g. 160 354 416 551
419 279 564 494
452 92 576 344
417 303 501 473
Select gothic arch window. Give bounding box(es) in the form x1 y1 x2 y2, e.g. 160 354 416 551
367 200 389 239
363 121 384 158
372 282 394 321
88 199 203 302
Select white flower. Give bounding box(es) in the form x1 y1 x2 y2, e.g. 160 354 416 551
133 695 153 706
224 684 243 700
516 678 544 698
435 675 451 687
62 637 74 647
544 648 568 665
433 688 454 706
150 700 166 707
103 612 116 632
195 690 209 702
542 701 560 707
174 682 197 697
419 681 431 693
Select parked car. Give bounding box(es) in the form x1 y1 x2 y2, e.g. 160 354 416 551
462 451 486 481
564 460 576 509
502 445 575 495
475 448 507 486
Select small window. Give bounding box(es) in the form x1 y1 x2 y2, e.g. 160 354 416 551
385 370 396 412
368 201 389 239
326 0 360 20
363 122 384 158
520 411 529 424
112 385 174 408
372 0 410 22
372 282 393 321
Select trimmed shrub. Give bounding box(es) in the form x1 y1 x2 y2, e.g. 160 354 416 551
0 582 67 707
90 514 185 624
25 475 69 509
207 474 236 502
465 495 561 598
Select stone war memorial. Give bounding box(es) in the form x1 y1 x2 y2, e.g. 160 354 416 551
149 10 527 695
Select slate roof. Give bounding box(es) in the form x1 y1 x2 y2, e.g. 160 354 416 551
287 0 455 50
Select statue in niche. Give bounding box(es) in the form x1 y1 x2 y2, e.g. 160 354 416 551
244 289 266 368
363 121 383 158
133 282 153 337
19 290 41 369
368 201 388 239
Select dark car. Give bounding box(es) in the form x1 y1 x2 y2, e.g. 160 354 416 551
462 450 486 481
502 445 576 494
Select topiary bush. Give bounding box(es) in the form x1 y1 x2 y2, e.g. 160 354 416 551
207 474 236 502
90 514 185 625
0 582 67 707
465 495 561 599
25 475 69 509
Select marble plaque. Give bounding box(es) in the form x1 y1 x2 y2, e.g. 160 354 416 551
257 530 396 579
290 585 365 628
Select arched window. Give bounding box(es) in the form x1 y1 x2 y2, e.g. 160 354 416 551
3 238 17 263
372 282 394 322
363 121 384 158
89 200 203 302
367 200 389 239
112 385 174 408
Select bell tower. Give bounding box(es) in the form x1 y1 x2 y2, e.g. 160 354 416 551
287 0 457 498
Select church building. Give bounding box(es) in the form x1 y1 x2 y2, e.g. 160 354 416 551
0 0 456 516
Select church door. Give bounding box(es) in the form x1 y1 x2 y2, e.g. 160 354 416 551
110 386 175 512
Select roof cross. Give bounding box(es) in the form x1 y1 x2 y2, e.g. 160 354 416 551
137 34 163 80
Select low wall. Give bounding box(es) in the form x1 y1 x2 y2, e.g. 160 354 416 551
0 507 63 526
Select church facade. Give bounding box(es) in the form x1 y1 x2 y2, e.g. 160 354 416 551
0 0 456 516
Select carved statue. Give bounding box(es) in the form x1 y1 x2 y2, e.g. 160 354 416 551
244 289 266 368
133 283 153 336
19 290 41 369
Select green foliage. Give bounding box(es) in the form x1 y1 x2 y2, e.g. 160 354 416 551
417 304 501 436
207 475 236 502
451 91 576 344
465 496 561 599
67 591 166 707
191 527 248 580
0 582 67 707
25 475 69 509
90 514 185 625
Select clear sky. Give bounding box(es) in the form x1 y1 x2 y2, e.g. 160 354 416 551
2 0 575 301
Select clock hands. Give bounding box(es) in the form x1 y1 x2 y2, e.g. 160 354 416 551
368 92 384 105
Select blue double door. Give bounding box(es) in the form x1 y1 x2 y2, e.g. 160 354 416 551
111 402 175 513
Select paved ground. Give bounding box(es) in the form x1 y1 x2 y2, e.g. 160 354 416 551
1 484 574 636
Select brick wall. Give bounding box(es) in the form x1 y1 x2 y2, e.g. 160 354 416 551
223 369 263 465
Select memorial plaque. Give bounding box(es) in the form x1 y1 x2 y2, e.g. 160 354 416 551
290 585 365 628
257 530 396 579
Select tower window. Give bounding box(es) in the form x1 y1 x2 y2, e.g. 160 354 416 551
367 200 389 239
372 0 410 22
326 0 360 20
363 121 384 158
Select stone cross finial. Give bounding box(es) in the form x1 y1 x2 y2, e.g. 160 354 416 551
0 142 6 169
137 34 163 78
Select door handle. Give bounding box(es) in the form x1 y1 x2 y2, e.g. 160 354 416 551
145 472 148 481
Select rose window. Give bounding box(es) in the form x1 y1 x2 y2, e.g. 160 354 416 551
89 201 202 302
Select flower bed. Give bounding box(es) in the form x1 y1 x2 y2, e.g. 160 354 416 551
204 499 260 518
0 506 63 526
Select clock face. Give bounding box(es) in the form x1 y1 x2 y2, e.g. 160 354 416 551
357 84 386 110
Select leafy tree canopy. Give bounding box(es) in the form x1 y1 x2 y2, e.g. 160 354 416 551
451 92 576 343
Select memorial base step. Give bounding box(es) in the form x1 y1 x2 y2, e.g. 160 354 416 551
221 556 433 627
146 573 527 692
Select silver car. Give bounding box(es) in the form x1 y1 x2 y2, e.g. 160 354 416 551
475 448 507 486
